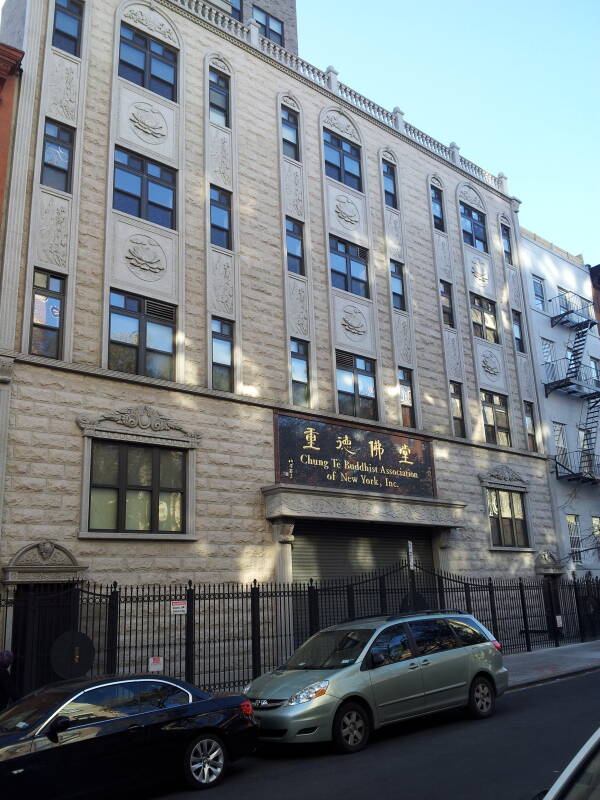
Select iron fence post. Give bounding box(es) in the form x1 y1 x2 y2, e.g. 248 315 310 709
488 578 499 639
308 580 320 635
185 581 195 684
105 582 119 675
464 582 472 614
250 581 261 679
572 577 585 643
378 575 388 615
543 577 560 648
408 569 417 611
437 574 446 611
518 578 532 652
346 584 356 620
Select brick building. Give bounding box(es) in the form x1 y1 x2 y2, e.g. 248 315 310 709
0 0 563 592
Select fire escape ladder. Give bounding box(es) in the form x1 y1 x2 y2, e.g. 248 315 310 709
583 397 600 456
565 323 591 381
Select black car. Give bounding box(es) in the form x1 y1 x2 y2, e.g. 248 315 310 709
0 674 258 796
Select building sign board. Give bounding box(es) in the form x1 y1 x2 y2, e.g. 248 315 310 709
276 414 435 497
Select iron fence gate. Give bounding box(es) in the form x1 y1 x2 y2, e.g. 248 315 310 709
2 563 600 696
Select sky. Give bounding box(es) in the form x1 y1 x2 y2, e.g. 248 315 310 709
297 0 599 264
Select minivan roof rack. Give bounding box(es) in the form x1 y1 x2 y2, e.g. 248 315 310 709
385 609 467 621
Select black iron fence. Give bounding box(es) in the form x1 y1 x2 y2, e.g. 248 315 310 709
2 562 600 696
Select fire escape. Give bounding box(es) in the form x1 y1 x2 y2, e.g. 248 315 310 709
543 291 600 483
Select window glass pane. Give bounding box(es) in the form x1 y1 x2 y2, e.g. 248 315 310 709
336 368 354 393
145 351 173 380
33 295 61 328
213 337 232 366
114 168 141 196
150 58 174 84
337 392 355 416
211 205 230 229
209 107 227 127
111 312 139 345
127 447 152 486
126 490 151 531
287 235 303 257
31 327 59 358
90 488 118 530
120 42 145 69
147 322 173 353
159 492 182 531
212 363 232 392
148 181 173 209
358 374 375 398
350 260 367 281
512 493 524 519
109 342 137 374
92 442 119 484
291 356 308 384
160 450 184 489
42 165 68 193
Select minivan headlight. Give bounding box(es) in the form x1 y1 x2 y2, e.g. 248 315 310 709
287 680 329 706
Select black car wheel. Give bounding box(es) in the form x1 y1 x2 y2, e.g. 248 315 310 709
468 675 495 719
332 701 371 754
183 733 227 789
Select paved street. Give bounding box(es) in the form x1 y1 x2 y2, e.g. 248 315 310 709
154 671 600 800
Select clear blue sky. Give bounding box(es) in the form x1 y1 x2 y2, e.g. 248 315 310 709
297 0 599 264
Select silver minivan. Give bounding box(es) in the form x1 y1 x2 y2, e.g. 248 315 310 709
245 611 508 753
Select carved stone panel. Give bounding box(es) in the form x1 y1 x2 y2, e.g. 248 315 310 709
394 312 413 368
286 274 309 338
507 267 522 310
208 248 235 317
467 251 495 299
475 340 507 393
35 191 70 271
111 215 177 301
121 5 178 45
333 293 375 356
384 208 404 261
459 185 484 211
283 160 304 221
517 353 536 401
46 52 79 126
322 109 360 143
434 232 452 281
326 181 368 246
117 86 176 161
208 124 232 190
444 328 462 380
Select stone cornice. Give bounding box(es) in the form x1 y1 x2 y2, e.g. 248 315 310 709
0 43 23 94
262 484 466 527
1 348 551 461
156 0 510 202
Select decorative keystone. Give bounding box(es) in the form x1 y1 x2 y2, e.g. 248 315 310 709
393 107 405 133
449 142 460 164
325 65 339 92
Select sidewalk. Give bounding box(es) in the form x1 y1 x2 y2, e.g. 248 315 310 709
505 640 600 689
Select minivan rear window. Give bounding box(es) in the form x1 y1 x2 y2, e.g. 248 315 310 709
448 618 488 646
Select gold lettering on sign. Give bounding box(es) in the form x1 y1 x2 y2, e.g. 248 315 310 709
303 427 320 451
398 443 414 465
336 434 356 455
369 439 384 460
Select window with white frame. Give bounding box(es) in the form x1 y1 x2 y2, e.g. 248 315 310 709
532 276 546 311
567 514 582 564
487 488 529 548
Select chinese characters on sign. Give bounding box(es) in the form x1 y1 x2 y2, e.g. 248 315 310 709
277 414 435 497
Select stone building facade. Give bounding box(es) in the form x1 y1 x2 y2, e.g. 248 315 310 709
0 0 563 590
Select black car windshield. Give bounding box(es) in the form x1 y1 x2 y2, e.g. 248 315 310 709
0 686 73 733
282 628 375 670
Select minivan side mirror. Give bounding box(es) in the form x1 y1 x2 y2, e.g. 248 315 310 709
46 715 71 742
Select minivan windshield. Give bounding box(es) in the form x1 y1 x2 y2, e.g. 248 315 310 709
282 628 375 670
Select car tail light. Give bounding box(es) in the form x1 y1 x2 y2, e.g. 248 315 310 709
240 700 254 717
491 640 502 651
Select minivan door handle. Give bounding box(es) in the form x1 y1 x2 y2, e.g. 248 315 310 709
408 662 420 670
421 659 430 666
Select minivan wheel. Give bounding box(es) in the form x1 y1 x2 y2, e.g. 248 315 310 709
332 701 371 753
468 675 495 719
183 733 227 789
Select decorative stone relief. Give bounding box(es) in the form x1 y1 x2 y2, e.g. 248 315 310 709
340 304 367 339
287 276 309 337
210 250 235 316
3 541 86 582
209 56 231 75
476 341 507 393
507 267 522 310
129 102 168 143
0 357 14 384
433 232 452 281
47 54 78 125
209 125 232 189
535 551 562 575
444 328 462 380
125 234 167 282
334 194 360 229
122 5 177 44
385 208 403 260
322 110 360 143
38 193 69 269
281 94 299 110
479 466 528 486
430 175 443 189
459 185 484 211
468 253 494 297
382 149 396 164
283 160 304 220
517 354 536 401
394 313 413 367
79 404 193 436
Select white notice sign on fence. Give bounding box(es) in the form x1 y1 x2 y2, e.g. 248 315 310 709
171 600 187 616
149 656 163 673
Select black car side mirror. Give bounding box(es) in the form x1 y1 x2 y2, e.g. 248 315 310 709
46 715 71 742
